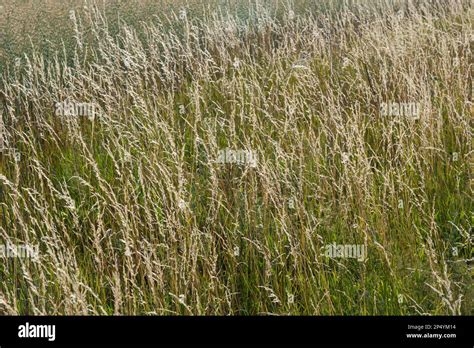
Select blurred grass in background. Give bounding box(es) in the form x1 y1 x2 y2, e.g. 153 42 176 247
0 0 380 74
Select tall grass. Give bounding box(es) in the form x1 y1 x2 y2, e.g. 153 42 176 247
0 0 472 315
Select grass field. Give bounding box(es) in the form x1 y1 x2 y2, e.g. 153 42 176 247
0 0 472 315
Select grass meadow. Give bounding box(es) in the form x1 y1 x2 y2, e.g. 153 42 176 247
0 0 472 315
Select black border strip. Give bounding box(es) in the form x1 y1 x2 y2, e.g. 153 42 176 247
0 316 471 346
